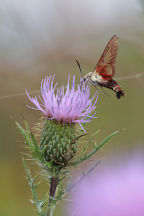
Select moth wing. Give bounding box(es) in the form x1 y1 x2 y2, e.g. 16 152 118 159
94 35 119 81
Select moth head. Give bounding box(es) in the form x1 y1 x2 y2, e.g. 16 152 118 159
83 72 93 82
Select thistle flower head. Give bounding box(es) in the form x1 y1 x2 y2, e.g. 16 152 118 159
26 75 97 127
26 75 97 166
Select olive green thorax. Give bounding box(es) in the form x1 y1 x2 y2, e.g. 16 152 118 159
40 119 77 167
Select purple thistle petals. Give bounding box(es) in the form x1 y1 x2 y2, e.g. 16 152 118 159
26 75 97 127
40 75 57 116
26 90 47 115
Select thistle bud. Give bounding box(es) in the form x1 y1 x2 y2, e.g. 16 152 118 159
40 119 76 166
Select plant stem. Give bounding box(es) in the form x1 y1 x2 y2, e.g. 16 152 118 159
47 176 59 216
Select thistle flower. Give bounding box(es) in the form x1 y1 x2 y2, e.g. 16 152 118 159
71 159 144 216
26 75 97 127
26 75 97 166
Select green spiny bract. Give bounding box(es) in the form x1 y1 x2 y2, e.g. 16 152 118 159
40 119 78 167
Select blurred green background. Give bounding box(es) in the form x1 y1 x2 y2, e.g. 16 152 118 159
0 0 144 215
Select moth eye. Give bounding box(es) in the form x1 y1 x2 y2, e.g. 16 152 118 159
83 78 86 81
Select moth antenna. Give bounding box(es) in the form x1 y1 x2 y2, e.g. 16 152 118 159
76 59 83 77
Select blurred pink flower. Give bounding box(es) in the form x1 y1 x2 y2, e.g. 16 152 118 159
71 160 144 216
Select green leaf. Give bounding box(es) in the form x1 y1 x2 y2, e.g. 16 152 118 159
71 130 119 166
99 130 119 148
23 159 48 215
17 121 40 155
23 159 38 200
86 130 119 159
36 196 48 214
80 128 101 158
31 133 39 153
23 120 34 150
16 122 30 147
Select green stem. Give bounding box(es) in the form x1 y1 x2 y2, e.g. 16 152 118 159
47 206 55 216
47 176 59 216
